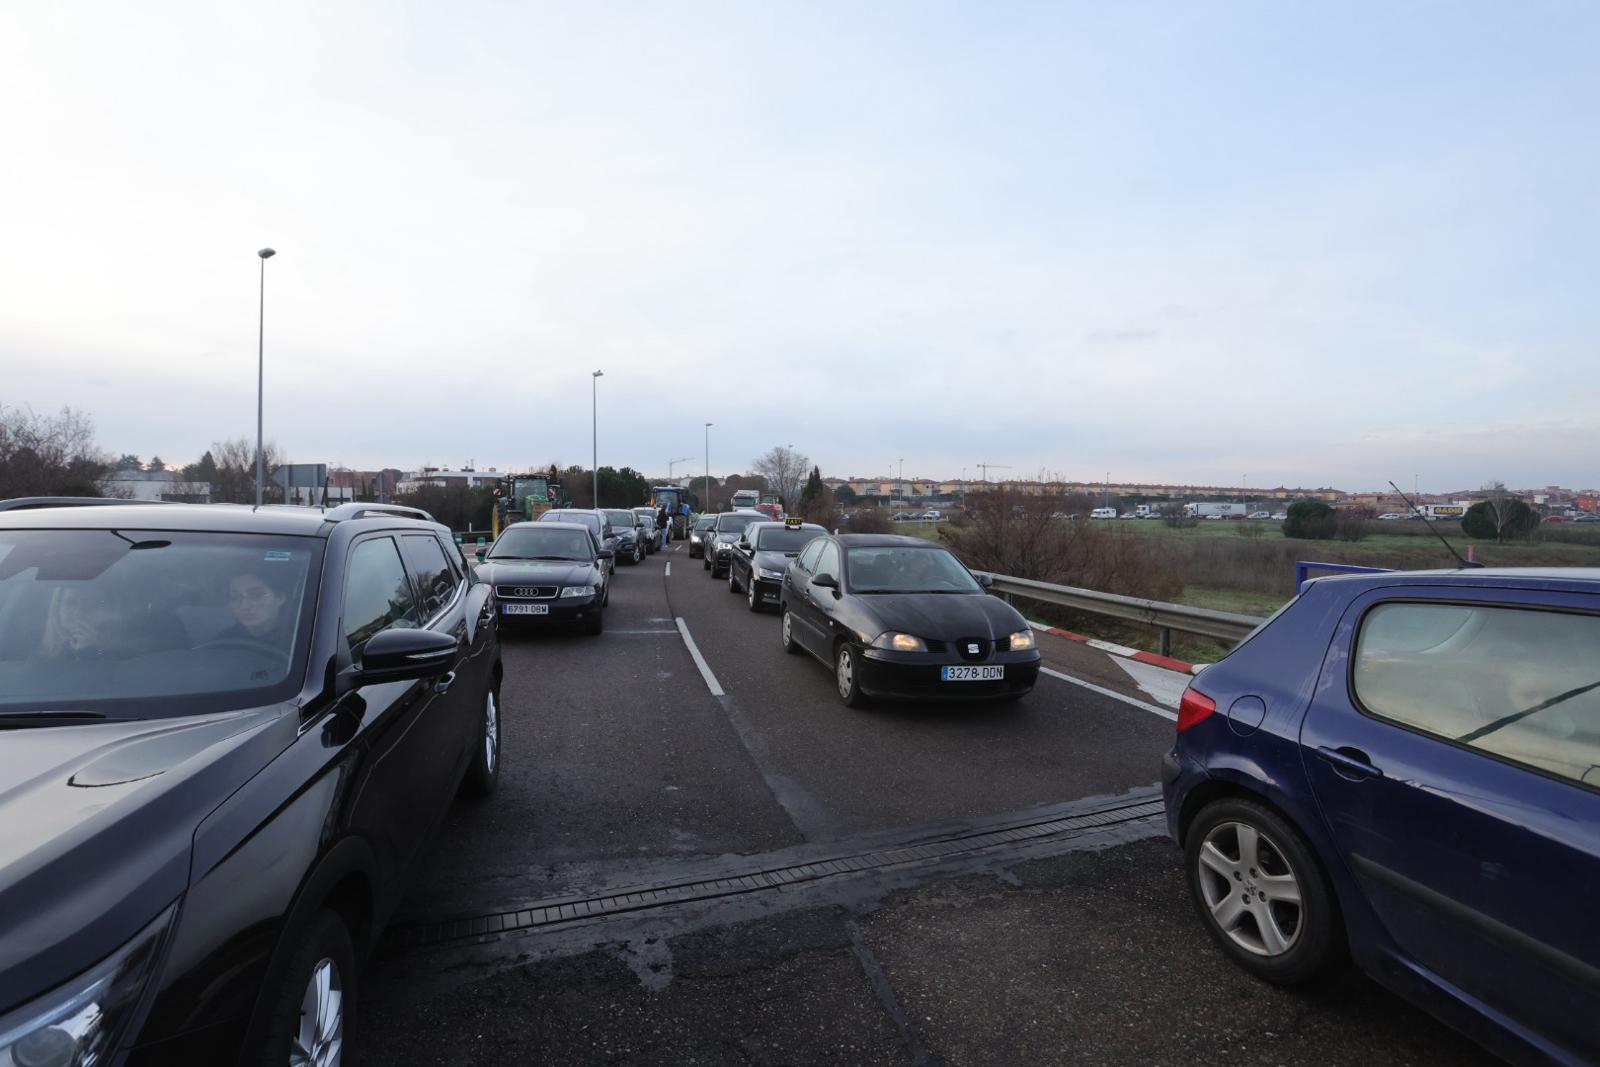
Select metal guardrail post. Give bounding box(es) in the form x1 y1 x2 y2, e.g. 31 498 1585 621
1159 627 1171 657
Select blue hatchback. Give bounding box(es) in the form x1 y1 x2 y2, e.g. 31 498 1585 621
1163 568 1600 1066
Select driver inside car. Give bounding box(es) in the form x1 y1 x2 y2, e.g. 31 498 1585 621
223 565 293 646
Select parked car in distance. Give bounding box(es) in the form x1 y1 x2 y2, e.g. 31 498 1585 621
476 520 612 634
0 500 503 1065
1270 512 1288 521
1248 511 1272 520
687 514 717 558
1089 507 1117 520
1163 567 1600 1066
600 509 646 565
778 534 1040 706
704 510 764 578
537 509 621 574
631 507 660 553
726 518 828 612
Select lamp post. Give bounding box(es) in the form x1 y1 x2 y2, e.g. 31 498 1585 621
704 422 713 511
255 247 276 507
591 370 603 506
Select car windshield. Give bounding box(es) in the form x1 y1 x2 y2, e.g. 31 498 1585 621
845 547 982 594
755 528 820 553
0 529 318 717
541 511 598 534
716 514 756 534
603 510 636 528
488 527 593 561
695 517 716 531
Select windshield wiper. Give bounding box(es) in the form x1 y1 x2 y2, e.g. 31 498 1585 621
0 711 115 729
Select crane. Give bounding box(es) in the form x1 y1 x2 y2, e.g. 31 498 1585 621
666 456 695 482
976 462 1011 485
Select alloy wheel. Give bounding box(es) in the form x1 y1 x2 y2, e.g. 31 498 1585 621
1196 821 1303 957
747 578 758 610
483 689 499 775
836 646 854 700
289 958 344 1067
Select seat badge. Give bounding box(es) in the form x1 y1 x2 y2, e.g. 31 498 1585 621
967 643 979 655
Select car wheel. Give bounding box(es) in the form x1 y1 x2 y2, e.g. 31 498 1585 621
256 910 356 1067
1185 799 1341 985
728 567 741 593
635 544 644 565
780 608 800 654
459 682 501 798
834 643 867 707
747 578 761 612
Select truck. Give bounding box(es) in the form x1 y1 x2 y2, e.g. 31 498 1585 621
1419 503 1467 520
730 489 761 511
1183 502 1248 520
649 485 692 539
492 473 559 535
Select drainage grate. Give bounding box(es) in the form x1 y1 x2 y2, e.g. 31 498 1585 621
384 795 1165 953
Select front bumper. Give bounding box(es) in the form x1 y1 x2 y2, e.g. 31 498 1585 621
749 576 783 604
856 648 1041 700
495 594 600 627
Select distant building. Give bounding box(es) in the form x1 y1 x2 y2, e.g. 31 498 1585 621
395 467 501 494
103 469 210 503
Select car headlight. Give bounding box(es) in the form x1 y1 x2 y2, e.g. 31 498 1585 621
0 902 177 1067
689 533 701 543
871 631 927 652
1008 629 1036 651
560 586 593 598
760 567 786 580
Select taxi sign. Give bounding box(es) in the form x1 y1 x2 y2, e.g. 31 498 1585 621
784 516 803 528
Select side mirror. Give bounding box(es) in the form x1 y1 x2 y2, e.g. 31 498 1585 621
812 573 838 589
597 549 614 560
475 548 487 561
354 628 456 685
975 572 993 588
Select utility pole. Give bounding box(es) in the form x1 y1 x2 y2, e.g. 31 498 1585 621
704 423 713 512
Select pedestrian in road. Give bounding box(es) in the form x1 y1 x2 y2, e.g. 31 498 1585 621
657 505 671 549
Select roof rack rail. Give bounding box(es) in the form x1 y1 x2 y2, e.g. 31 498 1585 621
0 496 174 512
323 502 436 523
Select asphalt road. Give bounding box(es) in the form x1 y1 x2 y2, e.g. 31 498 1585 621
362 540 1503 1065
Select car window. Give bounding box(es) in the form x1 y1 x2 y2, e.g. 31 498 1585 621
1353 602 1600 789
843 546 982 594
400 533 457 619
716 514 755 534
814 542 841 580
796 540 826 575
695 516 716 531
755 527 821 552
343 537 421 651
489 527 595 561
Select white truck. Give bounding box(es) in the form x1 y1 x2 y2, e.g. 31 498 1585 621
1183 502 1248 519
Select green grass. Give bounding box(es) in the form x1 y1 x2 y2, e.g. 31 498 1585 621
1172 586 1290 618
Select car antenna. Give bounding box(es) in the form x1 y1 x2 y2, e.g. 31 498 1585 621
1388 480 1482 569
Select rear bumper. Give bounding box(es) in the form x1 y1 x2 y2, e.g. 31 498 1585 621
857 649 1040 700
1161 748 1204 844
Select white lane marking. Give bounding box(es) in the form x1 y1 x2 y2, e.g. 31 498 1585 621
665 562 672 576
675 617 726 697
1112 657 1187 709
1086 637 1138 657
1040 666 1177 722
610 629 681 635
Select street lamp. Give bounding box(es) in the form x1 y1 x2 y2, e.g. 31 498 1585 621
255 247 276 507
705 422 712 512
898 458 904 504
591 370 603 506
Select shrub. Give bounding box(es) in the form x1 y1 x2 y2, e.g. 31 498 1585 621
1161 503 1198 529
1462 499 1539 542
1283 501 1337 540
844 509 892 534
1333 509 1372 542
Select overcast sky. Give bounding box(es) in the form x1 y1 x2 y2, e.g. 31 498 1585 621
2 2 1595 492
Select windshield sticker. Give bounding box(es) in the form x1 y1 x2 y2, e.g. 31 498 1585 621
264 550 292 561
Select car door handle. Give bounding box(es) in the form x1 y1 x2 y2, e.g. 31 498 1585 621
1316 746 1382 780
433 671 457 695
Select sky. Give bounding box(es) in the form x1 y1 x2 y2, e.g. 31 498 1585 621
2 1 1596 493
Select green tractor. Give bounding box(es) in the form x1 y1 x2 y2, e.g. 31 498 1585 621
493 473 560 536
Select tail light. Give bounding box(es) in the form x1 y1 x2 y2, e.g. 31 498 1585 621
1176 687 1216 732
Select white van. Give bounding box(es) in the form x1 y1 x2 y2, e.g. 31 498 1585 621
1089 507 1117 520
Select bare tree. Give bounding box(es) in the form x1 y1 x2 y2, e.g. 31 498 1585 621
750 446 810 510
206 438 285 504
0 405 114 499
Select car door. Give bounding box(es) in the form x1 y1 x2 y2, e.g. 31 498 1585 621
1300 586 1600 1060
399 532 477 783
791 540 841 655
340 534 451 875
785 538 825 628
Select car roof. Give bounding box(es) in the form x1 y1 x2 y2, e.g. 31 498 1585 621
748 520 826 534
1310 567 1600 595
834 534 946 549
503 520 589 533
0 501 437 536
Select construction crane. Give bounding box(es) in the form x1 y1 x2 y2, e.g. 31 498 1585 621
665 456 695 482
975 462 1011 485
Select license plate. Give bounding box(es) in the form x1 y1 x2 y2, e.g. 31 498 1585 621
502 603 548 615
941 665 1004 682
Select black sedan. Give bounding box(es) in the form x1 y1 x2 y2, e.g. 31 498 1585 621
477 521 612 635
0 500 501 1066
778 534 1040 706
703 510 764 578
686 514 716 559
727 519 828 612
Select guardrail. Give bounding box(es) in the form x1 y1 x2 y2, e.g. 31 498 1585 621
975 572 1265 656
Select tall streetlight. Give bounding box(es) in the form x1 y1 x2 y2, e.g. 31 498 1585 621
591 370 604 506
898 458 905 504
255 247 276 507
704 422 713 512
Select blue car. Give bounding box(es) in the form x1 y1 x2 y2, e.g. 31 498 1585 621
1163 568 1600 1066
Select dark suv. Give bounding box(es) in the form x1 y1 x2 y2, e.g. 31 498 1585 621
0 500 503 1066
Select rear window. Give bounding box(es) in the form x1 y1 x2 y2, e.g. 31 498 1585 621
716 514 755 533
755 527 821 552
1353 602 1600 789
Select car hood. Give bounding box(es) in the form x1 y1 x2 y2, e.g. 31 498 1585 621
857 592 1030 643
753 550 800 571
0 705 296 1013
479 559 599 586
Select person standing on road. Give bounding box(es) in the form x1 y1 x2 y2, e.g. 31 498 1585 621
657 505 671 549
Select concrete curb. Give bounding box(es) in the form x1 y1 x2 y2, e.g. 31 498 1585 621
1026 620 1206 676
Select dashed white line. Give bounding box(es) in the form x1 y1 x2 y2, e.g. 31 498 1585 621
1039 666 1177 722
665 561 672 576
675 617 725 697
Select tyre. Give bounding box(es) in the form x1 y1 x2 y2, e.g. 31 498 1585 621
459 681 501 798
834 643 867 707
255 910 357 1067
728 567 741 593
746 577 762 612
1184 798 1342 985
780 609 801 654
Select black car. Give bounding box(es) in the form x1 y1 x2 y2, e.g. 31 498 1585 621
476 521 612 635
778 534 1040 706
630 508 660 554
727 519 828 612
600 509 645 565
703 510 764 578
0 500 502 1066
537 509 621 574
686 514 716 559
